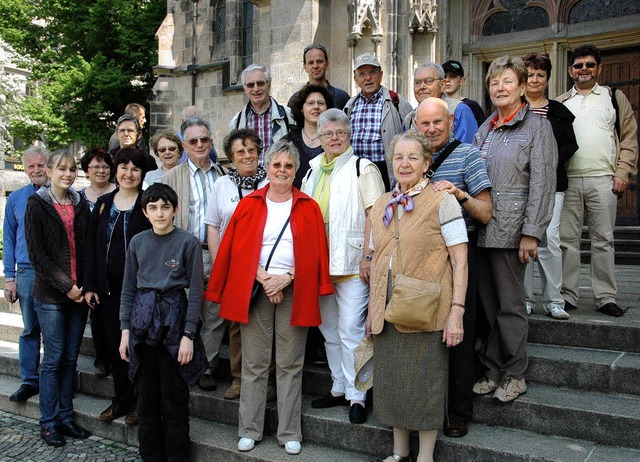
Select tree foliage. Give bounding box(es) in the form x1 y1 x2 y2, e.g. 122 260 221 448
0 0 166 149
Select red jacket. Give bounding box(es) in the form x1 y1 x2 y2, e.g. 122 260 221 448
205 184 334 326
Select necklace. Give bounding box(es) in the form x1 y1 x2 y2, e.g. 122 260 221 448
50 190 70 214
302 129 319 147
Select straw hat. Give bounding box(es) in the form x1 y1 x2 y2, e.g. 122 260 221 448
354 337 374 391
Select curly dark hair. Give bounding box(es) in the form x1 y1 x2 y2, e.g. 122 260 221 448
80 148 115 182
523 52 552 79
289 84 334 128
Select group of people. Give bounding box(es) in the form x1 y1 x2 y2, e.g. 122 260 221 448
3 42 637 462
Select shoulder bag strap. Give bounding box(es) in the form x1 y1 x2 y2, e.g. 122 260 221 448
264 216 291 271
426 140 462 179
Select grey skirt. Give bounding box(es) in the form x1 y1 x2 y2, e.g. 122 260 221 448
372 321 448 431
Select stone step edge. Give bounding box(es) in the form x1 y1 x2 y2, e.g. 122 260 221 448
2 372 639 462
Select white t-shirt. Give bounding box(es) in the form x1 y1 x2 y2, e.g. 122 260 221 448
204 175 269 237
259 198 294 275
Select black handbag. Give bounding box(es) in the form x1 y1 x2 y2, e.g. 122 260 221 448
250 216 291 304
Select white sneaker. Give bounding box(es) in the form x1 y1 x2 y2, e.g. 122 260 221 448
284 440 301 455
525 301 534 315
238 437 255 452
546 305 570 320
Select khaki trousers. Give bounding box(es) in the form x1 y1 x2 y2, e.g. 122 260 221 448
560 176 618 307
239 285 308 443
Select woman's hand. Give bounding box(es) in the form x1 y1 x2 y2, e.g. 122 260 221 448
519 235 539 264
84 291 100 309
67 284 84 303
269 291 284 305
359 256 372 283
431 180 463 201
119 330 130 362
442 306 464 348
262 274 292 297
177 337 194 365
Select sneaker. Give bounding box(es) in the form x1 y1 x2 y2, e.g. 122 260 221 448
493 377 527 403
224 380 241 400
546 305 570 320
284 440 302 455
472 376 498 395
238 437 255 452
525 301 534 315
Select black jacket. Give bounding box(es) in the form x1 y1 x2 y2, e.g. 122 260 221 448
546 100 578 192
25 188 90 304
83 189 151 295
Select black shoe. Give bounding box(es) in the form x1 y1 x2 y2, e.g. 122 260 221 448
40 425 66 447
197 373 217 391
60 421 91 439
349 403 367 424
597 302 624 317
94 365 110 379
444 420 468 437
9 384 39 402
311 392 348 409
563 299 578 311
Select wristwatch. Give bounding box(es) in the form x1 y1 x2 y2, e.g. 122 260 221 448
458 191 470 204
287 271 295 282
363 254 373 261
183 331 195 340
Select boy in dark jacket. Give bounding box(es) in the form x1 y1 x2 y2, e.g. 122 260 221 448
119 183 207 461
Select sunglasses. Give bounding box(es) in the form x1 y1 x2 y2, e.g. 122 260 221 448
157 146 179 154
571 62 598 70
185 137 211 147
245 80 267 89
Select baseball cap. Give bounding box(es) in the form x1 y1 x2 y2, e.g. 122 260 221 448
354 53 381 71
442 60 464 77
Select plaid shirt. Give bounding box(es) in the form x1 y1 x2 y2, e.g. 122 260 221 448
350 87 385 162
246 104 272 151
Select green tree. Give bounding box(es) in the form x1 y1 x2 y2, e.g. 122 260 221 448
0 0 165 149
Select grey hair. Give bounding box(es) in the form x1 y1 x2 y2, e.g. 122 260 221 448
317 108 351 135
181 105 199 121
387 130 433 165
22 146 50 165
263 140 300 173
414 62 445 80
180 116 211 139
241 64 271 86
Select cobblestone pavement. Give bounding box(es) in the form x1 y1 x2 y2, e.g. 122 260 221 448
0 411 141 462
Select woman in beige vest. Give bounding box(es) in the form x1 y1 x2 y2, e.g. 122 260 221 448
367 130 468 462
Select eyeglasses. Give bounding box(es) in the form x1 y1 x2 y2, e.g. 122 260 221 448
356 70 380 79
319 130 349 140
304 99 327 107
245 80 267 89
157 146 179 154
414 78 441 86
271 161 295 170
186 136 211 146
88 165 110 171
571 62 598 70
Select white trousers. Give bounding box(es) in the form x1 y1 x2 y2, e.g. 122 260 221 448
318 277 368 402
524 192 564 308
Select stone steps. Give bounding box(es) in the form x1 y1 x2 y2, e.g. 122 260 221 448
581 226 640 265
1 348 639 461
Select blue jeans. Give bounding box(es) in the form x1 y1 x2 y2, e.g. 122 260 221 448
17 268 40 388
35 299 88 427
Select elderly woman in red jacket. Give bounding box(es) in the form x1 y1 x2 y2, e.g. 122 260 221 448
206 139 333 457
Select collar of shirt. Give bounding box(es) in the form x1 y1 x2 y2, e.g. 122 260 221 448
570 81 601 98
434 137 457 156
187 158 214 175
249 101 272 118
358 86 384 104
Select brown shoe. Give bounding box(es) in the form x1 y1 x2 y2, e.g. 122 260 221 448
267 383 277 402
94 365 109 379
124 409 139 426
224 380 241 400
98 404 127 422
198 374 217 391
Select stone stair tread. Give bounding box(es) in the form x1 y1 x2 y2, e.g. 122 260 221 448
528 342 640 367
2 370 639 461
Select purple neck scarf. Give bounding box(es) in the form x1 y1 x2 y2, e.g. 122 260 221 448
383 179 429 227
